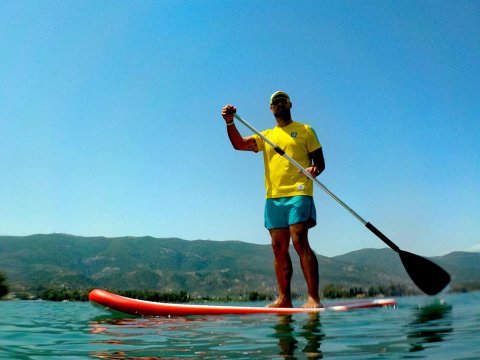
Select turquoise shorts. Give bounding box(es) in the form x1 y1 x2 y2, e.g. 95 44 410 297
264 196 317 230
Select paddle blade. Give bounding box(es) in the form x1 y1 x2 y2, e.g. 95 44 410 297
399 250 450 295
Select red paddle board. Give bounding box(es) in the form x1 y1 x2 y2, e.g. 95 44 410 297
89 289 397 317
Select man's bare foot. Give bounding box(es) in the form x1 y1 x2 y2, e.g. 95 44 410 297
301 296 322 309
266 296 293 308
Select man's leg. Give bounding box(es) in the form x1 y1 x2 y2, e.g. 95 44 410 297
290 223 321 308
267 228 293 308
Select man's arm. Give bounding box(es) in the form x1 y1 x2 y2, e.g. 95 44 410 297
306 148 325 177
222 104 258 152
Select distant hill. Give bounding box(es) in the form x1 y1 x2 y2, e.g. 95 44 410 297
0 234 478 297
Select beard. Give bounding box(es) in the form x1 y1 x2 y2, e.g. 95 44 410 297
273 105 292 119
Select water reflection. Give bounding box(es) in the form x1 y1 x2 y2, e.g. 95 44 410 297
273 313 324 359
89 316 205 359
299 313 324 359
406 299 453 353
88 312 325 359
273 315 298 357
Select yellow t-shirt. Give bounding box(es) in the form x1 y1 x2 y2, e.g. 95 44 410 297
252 121 321 198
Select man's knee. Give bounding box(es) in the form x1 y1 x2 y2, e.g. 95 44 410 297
290 224 309 248
270 229 290 255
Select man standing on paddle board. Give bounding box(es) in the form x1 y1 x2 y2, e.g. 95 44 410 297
221 91 325 308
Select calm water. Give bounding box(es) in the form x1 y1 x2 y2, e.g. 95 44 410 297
1 292 479 359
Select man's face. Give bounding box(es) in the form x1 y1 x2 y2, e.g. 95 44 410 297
270 97 292 117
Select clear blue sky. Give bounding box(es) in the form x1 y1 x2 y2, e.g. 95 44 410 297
1 0 478 257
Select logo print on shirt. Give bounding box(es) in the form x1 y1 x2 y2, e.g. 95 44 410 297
291 132 297 138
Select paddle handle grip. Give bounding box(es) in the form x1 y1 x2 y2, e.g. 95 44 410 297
365 222 400 253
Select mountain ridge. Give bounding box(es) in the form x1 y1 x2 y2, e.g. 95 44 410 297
1 234 478 296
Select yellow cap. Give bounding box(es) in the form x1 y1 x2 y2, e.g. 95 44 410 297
270 91 290 105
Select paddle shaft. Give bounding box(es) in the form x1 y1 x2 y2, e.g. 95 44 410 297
233 113 401 253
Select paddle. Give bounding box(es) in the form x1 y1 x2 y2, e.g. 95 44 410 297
233 113 451 295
